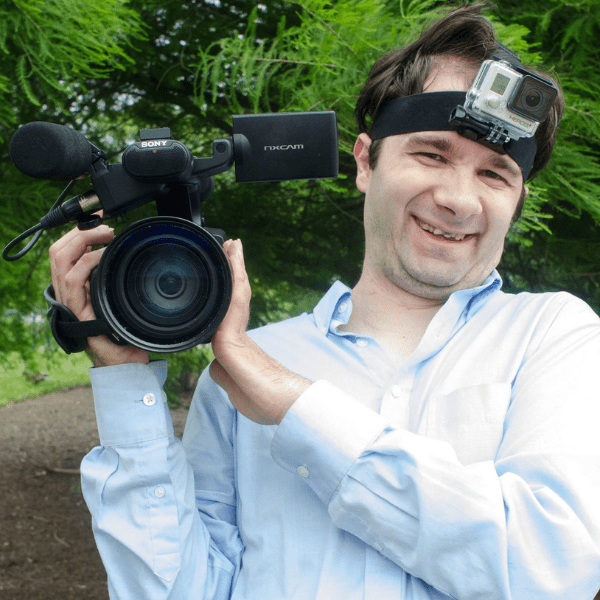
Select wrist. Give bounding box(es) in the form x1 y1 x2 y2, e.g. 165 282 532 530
86 337 150 368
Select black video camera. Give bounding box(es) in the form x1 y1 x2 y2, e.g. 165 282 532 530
4 112 338 354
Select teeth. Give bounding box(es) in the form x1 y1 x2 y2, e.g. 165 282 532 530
418 220 467 241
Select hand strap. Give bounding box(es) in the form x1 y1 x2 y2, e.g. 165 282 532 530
44 285 120 354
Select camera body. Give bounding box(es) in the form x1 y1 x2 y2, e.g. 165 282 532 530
7 112 338 354
461 59 557 142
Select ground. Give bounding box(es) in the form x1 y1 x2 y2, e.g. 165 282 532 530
0 386 188 600
2 389 599 600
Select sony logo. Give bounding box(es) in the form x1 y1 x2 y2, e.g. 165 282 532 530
141 140 168 148
264 144 304 151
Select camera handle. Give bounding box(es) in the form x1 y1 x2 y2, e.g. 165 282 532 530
156 135 249 228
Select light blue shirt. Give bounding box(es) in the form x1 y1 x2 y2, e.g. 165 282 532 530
82 273 600 599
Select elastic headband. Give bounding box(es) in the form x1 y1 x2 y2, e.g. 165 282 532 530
370 91 537 180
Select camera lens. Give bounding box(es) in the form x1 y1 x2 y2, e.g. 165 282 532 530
509 74 557 121
91 217 232 352
525 90 542 108
126 243 209 326
158 270 184 298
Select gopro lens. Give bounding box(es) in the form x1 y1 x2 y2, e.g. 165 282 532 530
510 75 557 121
525 90 542 108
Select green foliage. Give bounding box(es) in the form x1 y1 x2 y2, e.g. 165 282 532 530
1 0 600 380
495 0 600 304
0 0 144 140
0 350 91 407
195 0 449 146
196 0 600 310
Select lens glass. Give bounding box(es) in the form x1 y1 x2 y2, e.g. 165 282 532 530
128 243 209 325
509 75 557 121
92 217 232 352
525 90 542 108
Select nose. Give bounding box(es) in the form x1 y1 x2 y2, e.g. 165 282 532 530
432 169 483 221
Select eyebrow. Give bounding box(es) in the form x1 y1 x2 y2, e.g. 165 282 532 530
487 154 522 181
405 133 522 181
405 133 455 154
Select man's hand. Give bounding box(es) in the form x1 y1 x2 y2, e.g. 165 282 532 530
49 223 149 367
210 240 311 425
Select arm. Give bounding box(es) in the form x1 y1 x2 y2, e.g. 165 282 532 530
49 224 243 598
82 361 240 599
269 301 600 600
210 243 600 599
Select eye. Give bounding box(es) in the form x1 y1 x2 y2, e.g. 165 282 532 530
482 169 508 184
413 152 445 163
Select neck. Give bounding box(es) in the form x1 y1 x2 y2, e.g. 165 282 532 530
341 268 444 364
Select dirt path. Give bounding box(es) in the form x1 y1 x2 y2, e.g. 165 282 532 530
0 386 188 600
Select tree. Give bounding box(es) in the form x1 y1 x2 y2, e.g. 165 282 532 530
493 0 600 308
1 0 599 370
0 0 145 364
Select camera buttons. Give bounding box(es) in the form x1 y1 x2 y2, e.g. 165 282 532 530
485 95 502 110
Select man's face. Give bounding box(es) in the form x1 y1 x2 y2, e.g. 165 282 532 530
355 59 526 301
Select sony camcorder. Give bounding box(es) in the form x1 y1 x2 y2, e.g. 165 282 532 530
4 112 338 354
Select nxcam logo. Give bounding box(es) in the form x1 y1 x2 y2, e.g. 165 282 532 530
264 144 304 151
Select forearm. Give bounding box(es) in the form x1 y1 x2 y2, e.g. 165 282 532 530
82 361 238 599
272 380 600 600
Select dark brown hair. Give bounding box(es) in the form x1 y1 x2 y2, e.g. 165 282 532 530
355 3 564 181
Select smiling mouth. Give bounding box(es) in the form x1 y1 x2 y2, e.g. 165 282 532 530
415 217 474 242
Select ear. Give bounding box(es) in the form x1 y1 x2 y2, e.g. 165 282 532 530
354 133 372 193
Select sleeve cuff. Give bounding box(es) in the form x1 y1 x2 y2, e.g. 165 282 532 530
270 379 388 505
88 360 174 447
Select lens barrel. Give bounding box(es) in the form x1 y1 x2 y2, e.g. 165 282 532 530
91 217 232 352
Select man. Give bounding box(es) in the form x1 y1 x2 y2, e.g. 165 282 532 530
49 4 600 599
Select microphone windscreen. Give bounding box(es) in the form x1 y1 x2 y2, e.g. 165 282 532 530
10 122 94 180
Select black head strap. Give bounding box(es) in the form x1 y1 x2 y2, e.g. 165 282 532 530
370 91 537 180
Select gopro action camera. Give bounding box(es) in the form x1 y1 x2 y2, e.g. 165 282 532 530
459 59 558 143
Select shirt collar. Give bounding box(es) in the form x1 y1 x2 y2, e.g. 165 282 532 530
311 271 503 336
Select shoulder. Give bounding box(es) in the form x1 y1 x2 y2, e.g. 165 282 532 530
481 289 600 352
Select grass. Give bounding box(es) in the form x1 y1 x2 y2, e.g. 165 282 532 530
0 351 92 407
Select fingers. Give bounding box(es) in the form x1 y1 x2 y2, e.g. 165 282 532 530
221 239 252 335
49 224 114 319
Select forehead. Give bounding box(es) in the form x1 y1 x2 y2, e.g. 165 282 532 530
423 55 479 92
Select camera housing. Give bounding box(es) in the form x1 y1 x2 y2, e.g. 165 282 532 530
462 59 557 142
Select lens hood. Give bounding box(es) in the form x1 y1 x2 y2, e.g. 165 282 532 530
91 216 232 353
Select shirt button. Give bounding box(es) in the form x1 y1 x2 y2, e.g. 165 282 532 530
338 302 348 313
356 338 368 348
391 385 401 398
297 465 310 478
143 393 156 406
155 486 166 498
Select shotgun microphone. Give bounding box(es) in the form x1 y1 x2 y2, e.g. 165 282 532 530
9 121 99 180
